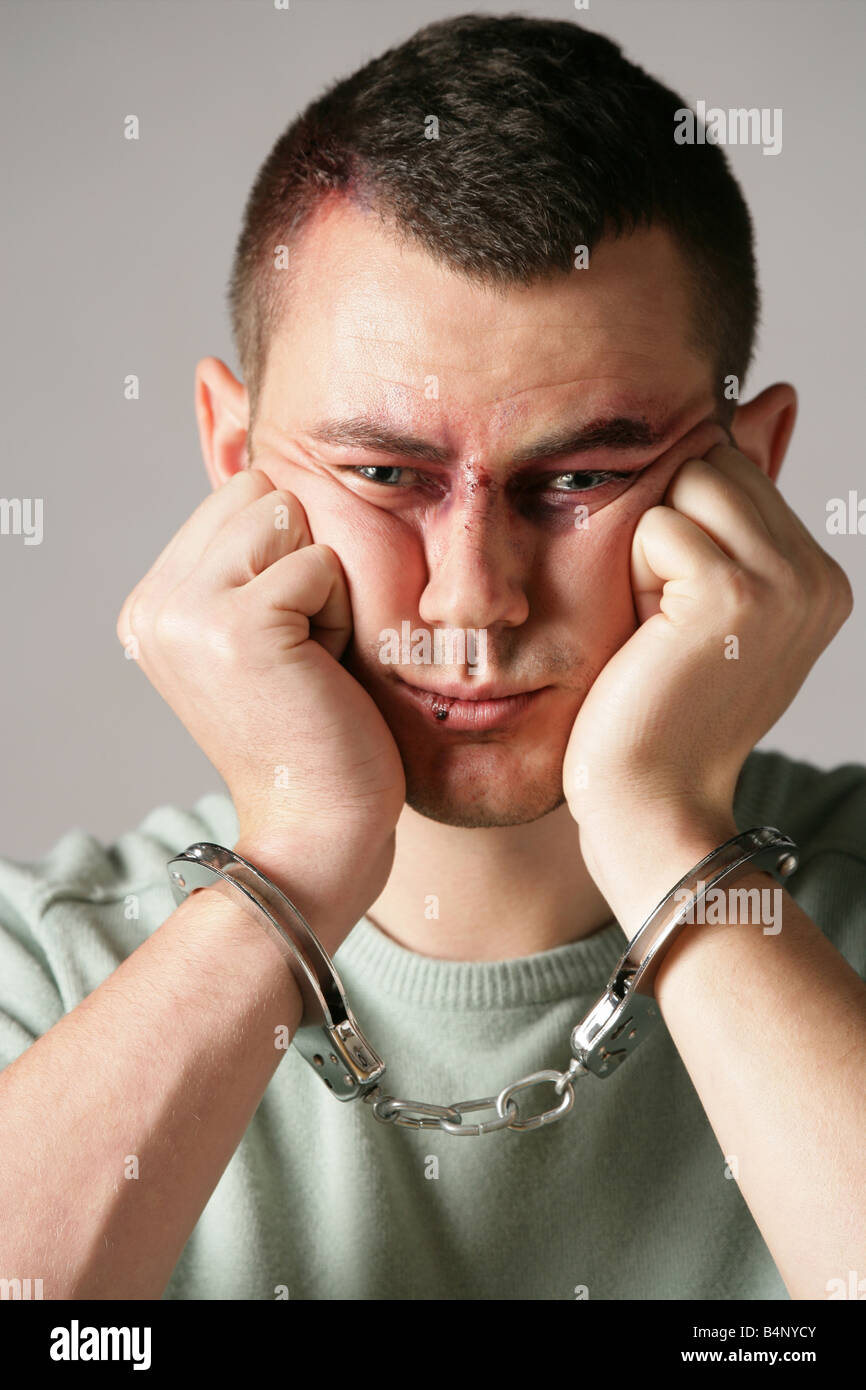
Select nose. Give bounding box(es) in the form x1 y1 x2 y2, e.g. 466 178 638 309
417 480 530 631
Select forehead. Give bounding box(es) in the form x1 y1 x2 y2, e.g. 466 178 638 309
261 197 710 434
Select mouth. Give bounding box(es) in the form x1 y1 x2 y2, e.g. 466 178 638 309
393 676 550 731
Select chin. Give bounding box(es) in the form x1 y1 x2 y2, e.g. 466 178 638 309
406 789 567 829
402 749 568 828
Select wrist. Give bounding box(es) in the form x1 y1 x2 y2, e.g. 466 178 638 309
578 802 739 938
233 826 394 956
168 883 305 1030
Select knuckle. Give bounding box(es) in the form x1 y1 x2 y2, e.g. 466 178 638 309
151 600 195 651
720 563 765 612
120 588 148 640
826 556 855 618
115 599 132 643
154 598 239 663
769 554 809 608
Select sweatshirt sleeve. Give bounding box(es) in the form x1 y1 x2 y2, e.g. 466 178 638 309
733 749 866 979
0 793 240 1074
0 869 67 1070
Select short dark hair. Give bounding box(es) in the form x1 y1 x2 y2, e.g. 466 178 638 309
228 12 759 431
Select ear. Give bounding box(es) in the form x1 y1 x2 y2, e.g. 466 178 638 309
194 357 250 489
729 382 797 483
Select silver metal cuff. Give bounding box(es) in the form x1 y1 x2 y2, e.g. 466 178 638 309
167 843 385 1101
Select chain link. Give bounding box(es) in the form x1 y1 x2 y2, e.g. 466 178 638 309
362 1056 590 1136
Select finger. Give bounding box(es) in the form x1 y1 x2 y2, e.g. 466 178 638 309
701 443 818 561
654 418 731 473
192 487 313 592
240 542 353 660
117 469 279 639
631 503 741 624
662 456 778 575
150 469 284 584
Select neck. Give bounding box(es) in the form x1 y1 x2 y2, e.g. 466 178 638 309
366 802 617 961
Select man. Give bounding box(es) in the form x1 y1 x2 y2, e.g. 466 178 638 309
0 14 863 1302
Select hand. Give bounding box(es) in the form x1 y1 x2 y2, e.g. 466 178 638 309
116 463 406 947
563 434 853 876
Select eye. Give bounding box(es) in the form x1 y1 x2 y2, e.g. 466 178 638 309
543 470 626 492
354 465 411 486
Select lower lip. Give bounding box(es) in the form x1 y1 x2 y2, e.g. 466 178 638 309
395 679 547 731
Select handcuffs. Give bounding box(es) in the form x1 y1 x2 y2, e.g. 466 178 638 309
167 827 798 1135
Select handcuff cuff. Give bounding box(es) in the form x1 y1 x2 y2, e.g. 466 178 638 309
167 826 798 1137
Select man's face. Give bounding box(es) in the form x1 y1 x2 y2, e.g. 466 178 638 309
250 200 724 827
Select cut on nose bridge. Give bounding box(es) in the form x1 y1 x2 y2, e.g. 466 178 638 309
423 465 525 574
462 464 498 497
452 466 505 526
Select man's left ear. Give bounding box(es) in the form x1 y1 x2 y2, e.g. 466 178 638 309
729 382 797 483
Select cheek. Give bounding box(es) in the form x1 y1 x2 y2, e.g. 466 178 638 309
268 458 427 615
534 498 646 656
343 521 427 642
544 504 634 599
301 490 429 641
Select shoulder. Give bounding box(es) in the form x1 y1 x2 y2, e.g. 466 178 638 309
0 792 240 926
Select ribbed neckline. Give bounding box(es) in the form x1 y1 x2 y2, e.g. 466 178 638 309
186 746 795 1011
333 913 626 1009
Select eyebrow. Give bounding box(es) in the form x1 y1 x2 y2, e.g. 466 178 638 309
307 413 674 466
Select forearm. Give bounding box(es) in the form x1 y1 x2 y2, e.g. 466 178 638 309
0 884 303 1300
583 815 866 1299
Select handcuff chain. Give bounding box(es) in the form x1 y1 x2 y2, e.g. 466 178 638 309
361 1057 589 1136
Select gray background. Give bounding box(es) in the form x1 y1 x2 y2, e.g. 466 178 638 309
1 0 863 859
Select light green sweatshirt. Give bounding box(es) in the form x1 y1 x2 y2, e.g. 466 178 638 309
0 748 864 1300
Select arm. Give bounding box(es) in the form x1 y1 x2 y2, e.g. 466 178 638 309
0 461 406 1300
584 812 866 1300
0 872 319 1300
564 429 862 1299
